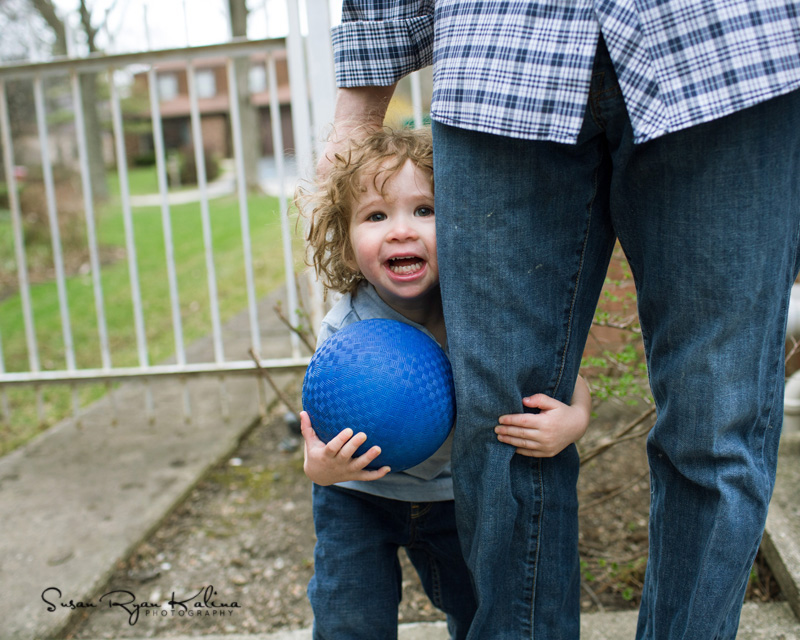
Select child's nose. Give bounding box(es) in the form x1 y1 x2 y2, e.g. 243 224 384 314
388 217 418 241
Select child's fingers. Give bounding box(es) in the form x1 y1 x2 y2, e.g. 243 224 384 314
494 424 532 439
496 431 542 451
352 443 391 477
497 413 538 427
495 423 539 438
352 444 384 469
496 432 553 458
300 411 322 444
336 430 369 458
358 465 392 480
322 427 357 456
513 447 546 458
522 393 565 411
498 394 567 425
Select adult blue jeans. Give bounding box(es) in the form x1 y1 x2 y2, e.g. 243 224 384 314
433 40 800 639
308 484 477 639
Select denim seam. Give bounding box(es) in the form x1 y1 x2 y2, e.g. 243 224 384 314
407 504 418 547
761 300 786 473
411 502 433 519
528 459 544 639
552 150 602 399
426 551 445 609
757 237 797 489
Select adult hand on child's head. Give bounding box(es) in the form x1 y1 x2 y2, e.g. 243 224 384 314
300 411 391 485
316 85 398 180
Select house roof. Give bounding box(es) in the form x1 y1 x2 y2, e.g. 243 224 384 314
133 49 292 117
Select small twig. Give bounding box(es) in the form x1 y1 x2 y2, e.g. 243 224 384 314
581 427 652 463
249 347 300 417
580 429 649 466
581 580 605 612
578 469 650 514
619 551 650 565
578 542 611 557
592 315 641 333
606 356 635 373
595 426 653 450
580 406 656 465
613 406 656 439
273 303 316 353
295 272 320 344
786 336 800 365
578 545 649 569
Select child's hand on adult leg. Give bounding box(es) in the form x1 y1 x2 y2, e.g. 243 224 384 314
494 376 591 457
300 411 391 485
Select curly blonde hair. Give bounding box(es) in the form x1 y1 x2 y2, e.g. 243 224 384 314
300 127 434 296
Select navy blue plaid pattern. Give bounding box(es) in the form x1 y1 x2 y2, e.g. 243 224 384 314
332 0 800 143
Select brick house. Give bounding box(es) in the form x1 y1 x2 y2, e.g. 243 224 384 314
126 49 294 163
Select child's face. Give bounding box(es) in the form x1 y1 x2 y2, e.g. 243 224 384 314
348 159 438 315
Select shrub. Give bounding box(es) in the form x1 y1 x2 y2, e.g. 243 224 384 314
133 152 157 167
166 147 220 187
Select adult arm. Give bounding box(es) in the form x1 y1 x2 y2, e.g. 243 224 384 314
317 85 397 178
317 0 434 176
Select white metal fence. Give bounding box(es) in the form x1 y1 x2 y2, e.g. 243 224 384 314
0 0 338 426
0 0 429 430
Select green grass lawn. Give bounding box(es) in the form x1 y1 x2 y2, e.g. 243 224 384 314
0 166 303 454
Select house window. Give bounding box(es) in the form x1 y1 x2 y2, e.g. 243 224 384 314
195 69 217 98
249 65 267 94
157 73 179 101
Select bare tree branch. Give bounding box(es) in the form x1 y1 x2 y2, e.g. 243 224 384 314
78 0 99 52
249 348 300 417
29 0 66 54
579 406 656 465
581 581 605 612
273 303 316 354
592 315 641 333
578 469 650 514
786 336 800 365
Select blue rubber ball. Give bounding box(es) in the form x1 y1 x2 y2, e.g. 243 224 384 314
302 319 455 472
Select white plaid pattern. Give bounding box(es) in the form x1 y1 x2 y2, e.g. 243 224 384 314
332 0 800 143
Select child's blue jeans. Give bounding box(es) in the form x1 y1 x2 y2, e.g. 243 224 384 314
308 484 476 640
433 39 800 640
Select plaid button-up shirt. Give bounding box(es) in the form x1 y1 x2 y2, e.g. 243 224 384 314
331 0 800 143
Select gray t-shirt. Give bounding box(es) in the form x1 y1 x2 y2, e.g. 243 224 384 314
313 281 454 502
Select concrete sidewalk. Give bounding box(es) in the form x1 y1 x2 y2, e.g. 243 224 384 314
1 286 799 638
127 157 297 208
0 290 306 640
66 602 800 640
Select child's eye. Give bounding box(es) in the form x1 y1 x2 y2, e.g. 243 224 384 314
367 212 387 222
415 206 434 217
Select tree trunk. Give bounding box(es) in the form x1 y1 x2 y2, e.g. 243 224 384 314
78 0 108 200
30 0 108 200
229 0 261 192
79 73 109 200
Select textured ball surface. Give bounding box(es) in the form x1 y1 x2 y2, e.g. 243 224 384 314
302 319 455 472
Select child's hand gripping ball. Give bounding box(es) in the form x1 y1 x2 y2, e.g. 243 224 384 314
302 319 455 472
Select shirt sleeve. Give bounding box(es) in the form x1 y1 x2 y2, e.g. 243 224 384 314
331 0 434 87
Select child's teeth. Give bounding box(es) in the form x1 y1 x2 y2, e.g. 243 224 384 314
390 259 422 274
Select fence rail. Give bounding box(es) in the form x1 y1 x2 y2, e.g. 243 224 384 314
0 34 326 427
0 1 429 435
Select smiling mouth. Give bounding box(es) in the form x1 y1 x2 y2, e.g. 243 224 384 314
387 256 425 275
